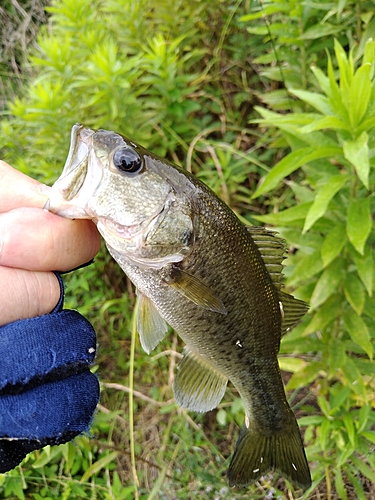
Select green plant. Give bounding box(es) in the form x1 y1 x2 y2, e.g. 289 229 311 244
0 0 207 180
240 0 375 109
0 0 50 111
252 38 375 497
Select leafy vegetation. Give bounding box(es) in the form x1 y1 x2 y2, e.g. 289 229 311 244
252 37 375 499
1 0 375 499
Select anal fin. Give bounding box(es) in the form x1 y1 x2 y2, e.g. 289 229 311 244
173 346 228 412
136 291 168 354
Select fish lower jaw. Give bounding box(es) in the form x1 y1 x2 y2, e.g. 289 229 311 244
98 217 142 240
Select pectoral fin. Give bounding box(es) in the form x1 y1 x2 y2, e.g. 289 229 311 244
165 268 227 314
173 346 228 412
136 291 169 354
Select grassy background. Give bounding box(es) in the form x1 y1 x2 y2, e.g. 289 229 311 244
1 1 375 499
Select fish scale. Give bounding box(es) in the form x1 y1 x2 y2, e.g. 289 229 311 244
48 123 312 491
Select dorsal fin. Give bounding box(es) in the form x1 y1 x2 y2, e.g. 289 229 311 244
246 226 287 290
247 226 308 333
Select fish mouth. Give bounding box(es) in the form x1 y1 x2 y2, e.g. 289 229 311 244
55 124 93 201
47 124 101 219
97 217 142 240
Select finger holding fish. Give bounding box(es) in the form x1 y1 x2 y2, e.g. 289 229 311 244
0 160 100 326
0 207 100 271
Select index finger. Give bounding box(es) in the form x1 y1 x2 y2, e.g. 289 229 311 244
0 160 52 212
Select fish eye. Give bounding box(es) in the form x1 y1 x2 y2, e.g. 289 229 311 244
113 147 143 175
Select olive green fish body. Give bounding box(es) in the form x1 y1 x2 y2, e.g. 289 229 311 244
48 124 311 490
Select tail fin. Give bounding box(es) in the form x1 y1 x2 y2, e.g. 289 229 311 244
227 417 311 491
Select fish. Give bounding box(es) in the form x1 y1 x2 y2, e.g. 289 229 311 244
48 123 312 490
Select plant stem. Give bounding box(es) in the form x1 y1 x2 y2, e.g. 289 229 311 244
129 302 139 499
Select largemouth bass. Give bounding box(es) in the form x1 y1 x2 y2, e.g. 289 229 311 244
48 123 312 490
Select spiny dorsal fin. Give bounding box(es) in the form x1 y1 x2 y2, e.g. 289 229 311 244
136 291 169 354
279 291 309 336
173 346 228 412
246 226 287 290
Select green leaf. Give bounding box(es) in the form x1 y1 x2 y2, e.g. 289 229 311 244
319 418 331 451
346 198 372 254
330 385 351 411
335 467 348 500
362 38 375 66
303 295 343 335
303 175 348 232
353 245 373 296
311 65 331 97
328 339 347 374
362 430 375 445
349 63 372 128
337 447 356 467
325 53 349 125
252 146 342 198
364 296 375 321
298 415 325 426
80 451 119 482
357 404 371 433
216 408 227 426
335 39 353 97
253 202 312 225
341 357 367 396
351 456 375 483
300 23 342 40
290 89 332 115
300 116 349 133
278 356 306 373
343 412 357 447
343 309 373 359
286 361 326 390
4 477 25 500
344 274 366 315
321 223 347 267
310 258 345 310
287 250 323 287
343 132 370 189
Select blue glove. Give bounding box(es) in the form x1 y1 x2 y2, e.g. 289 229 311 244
0 274 100 472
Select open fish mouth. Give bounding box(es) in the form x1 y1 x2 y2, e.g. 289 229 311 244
47 124 102 219
53 124 93 201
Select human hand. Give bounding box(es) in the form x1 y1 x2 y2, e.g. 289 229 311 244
0 160 101 325
0 161 101 472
